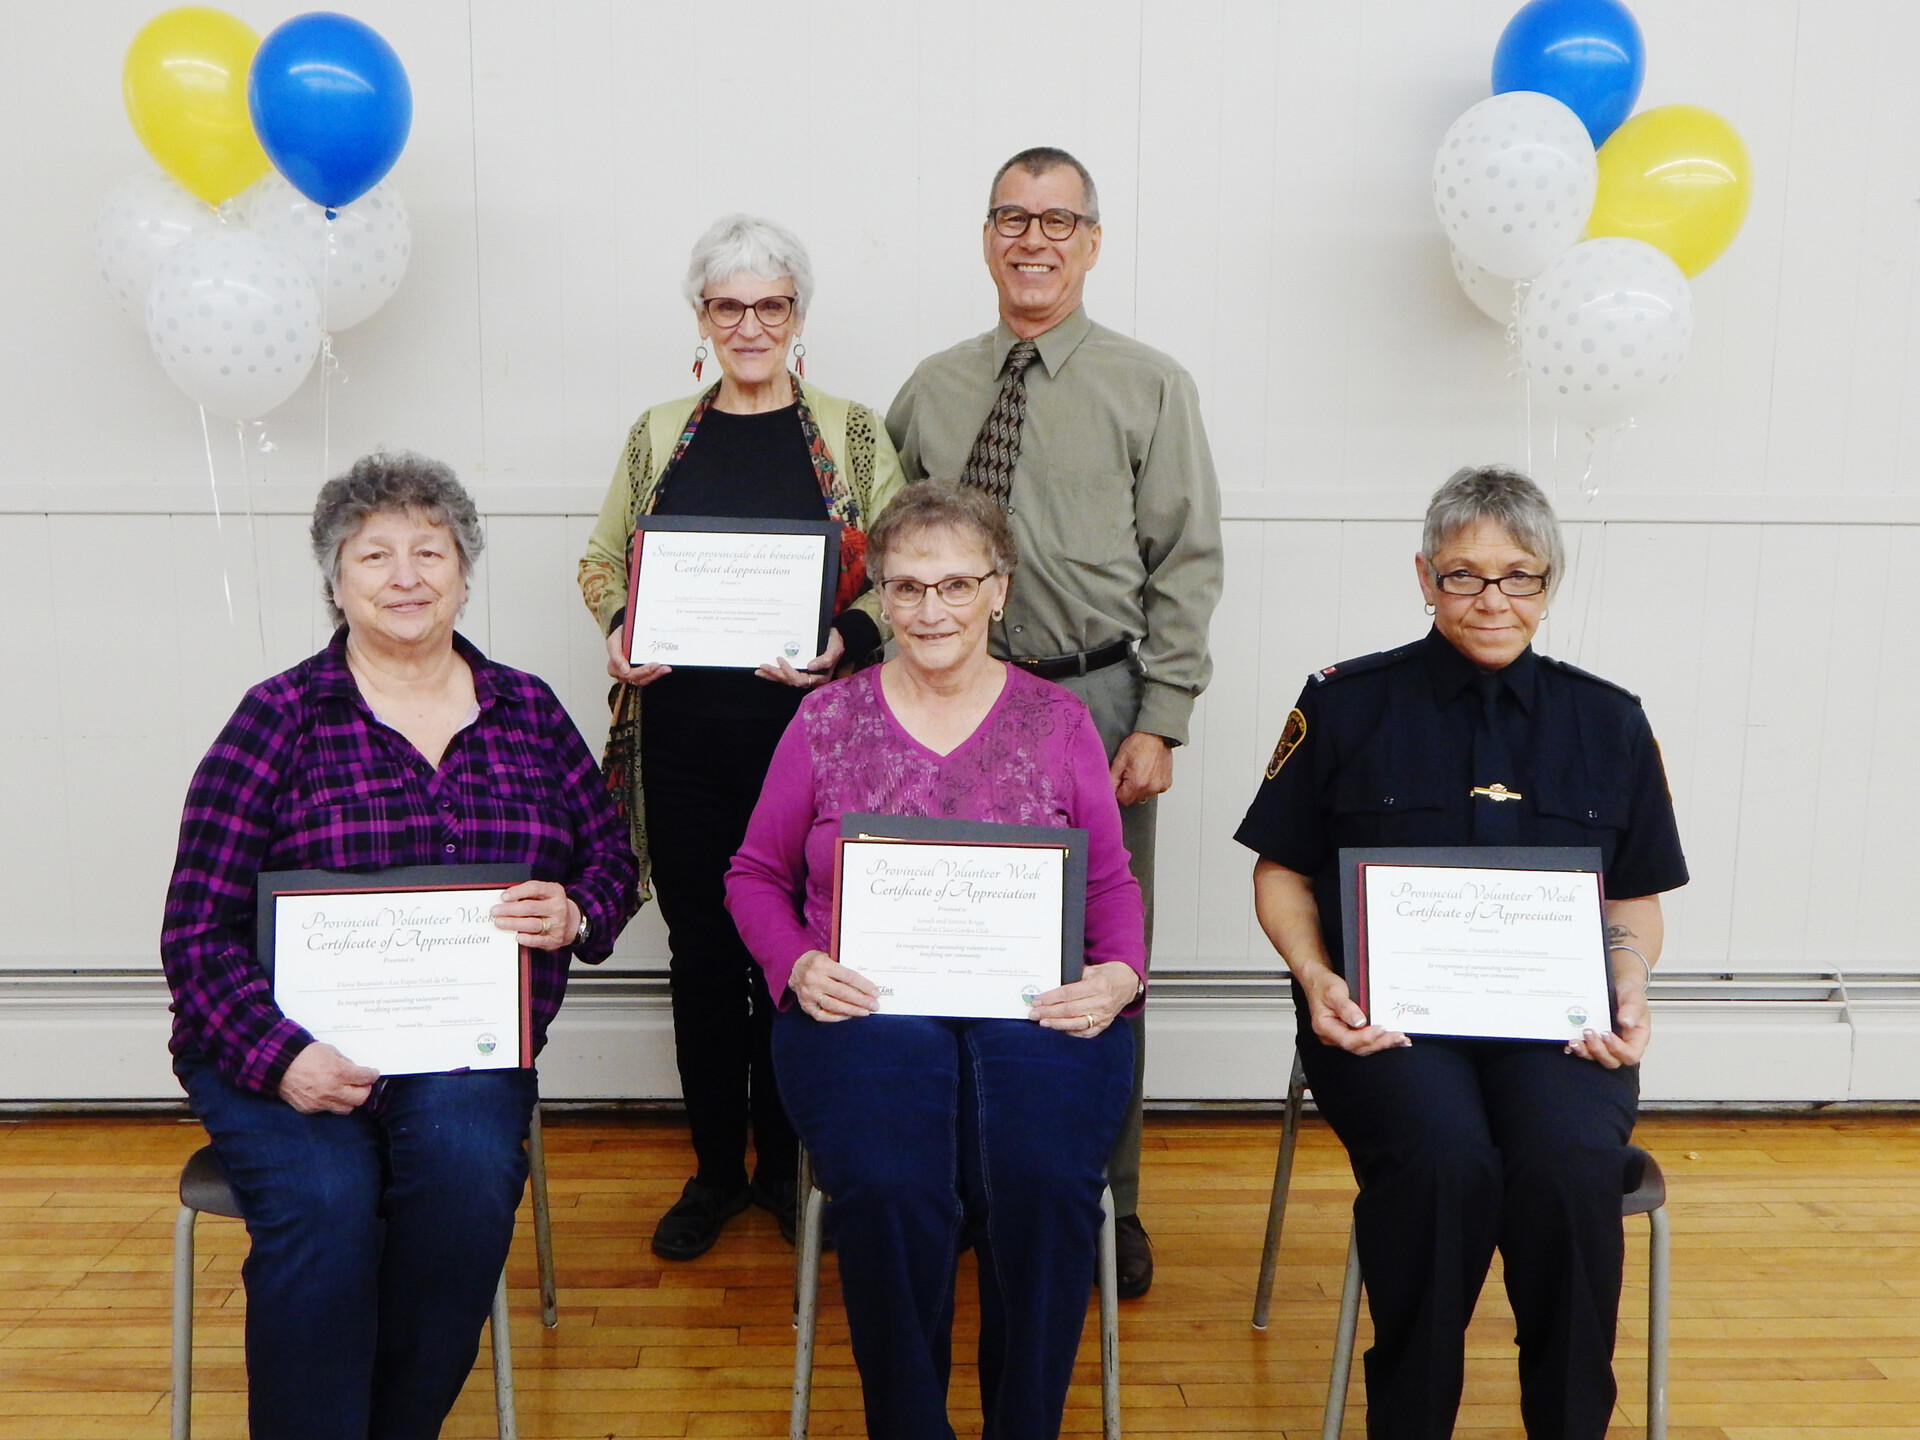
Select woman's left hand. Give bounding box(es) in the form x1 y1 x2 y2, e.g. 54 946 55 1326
757 628 844 688
1028 961 1141 1039
492 880 578 951
1567 984 1650 1068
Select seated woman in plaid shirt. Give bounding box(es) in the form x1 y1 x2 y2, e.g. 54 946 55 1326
161 453 638 1440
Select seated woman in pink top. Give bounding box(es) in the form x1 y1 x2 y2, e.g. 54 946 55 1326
726 480 1145 1440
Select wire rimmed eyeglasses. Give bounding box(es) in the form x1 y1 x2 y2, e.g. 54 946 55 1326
877 572 999 606
698 294 798 328
1430 569 1550 597
987 205 1096 241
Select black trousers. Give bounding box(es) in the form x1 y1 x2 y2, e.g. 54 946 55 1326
1297 1029 1639 1440
642 703 799 1192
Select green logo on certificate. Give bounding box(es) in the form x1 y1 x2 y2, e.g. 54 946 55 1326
1020 986 1040 1008
476 1033 498 1056
784 641 801 658
1565 1006 1588 1028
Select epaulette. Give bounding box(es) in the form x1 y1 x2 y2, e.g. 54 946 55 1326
1538 653 1641 703
1307 641 1422 686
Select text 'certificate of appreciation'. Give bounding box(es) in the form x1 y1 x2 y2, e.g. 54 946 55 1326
1356 860 1612 1042
626 517 838 670
833 838 1069 1019
262 869 530 1076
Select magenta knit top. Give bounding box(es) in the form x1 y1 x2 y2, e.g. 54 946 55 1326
724 664 1147 1009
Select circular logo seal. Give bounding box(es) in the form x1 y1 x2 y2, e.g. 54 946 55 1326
1019 985 1040 1008
783 641 801 658
1565 1005 1588 1028
476 1033 498 1056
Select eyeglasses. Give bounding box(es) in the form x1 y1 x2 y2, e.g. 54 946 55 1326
699 294 798 328
1430 569 1550 597
987 205 1096 241
877 572 998 606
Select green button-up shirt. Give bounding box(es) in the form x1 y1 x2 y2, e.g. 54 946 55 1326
886 307 1223 745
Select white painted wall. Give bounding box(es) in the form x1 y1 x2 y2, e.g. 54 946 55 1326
1 0 1915 1099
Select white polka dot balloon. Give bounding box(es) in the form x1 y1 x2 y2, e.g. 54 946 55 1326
95 170 216 320
145 230 322 420
1518 237 1694 428
240 174 411 331
1450 246 1525 325
1433 91 1596 281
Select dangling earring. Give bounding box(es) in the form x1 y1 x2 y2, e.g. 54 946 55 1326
791 341 806 380
692 343 708 381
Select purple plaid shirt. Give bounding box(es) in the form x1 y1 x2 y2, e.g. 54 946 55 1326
162 630 639 1095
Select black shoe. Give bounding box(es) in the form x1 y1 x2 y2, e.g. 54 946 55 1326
650 1177 750 1261
1114 1214 1153 1299
751 1174 798 1245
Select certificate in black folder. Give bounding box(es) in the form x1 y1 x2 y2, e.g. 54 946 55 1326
1340 847 1613 1042
257 865 532 1074
624 515 840 670
832 814 1089 1018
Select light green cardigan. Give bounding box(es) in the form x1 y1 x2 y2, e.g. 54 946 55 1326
576 380 906 898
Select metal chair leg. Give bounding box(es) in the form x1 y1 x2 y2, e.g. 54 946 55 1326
170 1205 196 1440
1099 1184 1122 1439
527 1105 557 1328
490 1268 518 1440
793 1145 815 1328
1647 1204 1670 1440
1253 1051 1307 1329
789 1176 826 1440
1322 1222 1363 1440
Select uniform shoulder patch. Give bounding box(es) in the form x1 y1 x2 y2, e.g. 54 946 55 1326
1539 654 1642 704
1306 641 1420 686
1265 708 1308 778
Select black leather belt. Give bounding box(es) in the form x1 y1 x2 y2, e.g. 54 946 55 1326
1008 639 1132 682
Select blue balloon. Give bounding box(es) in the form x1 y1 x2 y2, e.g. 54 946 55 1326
1492 0 1645 148
248 13 412 211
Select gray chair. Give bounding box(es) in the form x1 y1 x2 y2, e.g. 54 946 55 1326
1316 1145 1671 1440
787 1146 1124 1440
169 1105 558 1440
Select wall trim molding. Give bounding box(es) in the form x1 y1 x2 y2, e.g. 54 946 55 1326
5 483 1916 526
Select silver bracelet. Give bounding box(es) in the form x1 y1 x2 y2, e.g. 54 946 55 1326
1608 944 1652 985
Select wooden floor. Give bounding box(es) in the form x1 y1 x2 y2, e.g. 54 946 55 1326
2 1111 1917 1438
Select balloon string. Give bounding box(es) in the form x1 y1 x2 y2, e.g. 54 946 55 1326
322 217 336 485
234 420 269 668
198 404 235 626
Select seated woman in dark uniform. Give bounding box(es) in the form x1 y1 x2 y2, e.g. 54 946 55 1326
1235 465 1686 1440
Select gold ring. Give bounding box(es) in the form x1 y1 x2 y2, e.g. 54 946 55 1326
539 917 552 936
1083 1014 1094 1031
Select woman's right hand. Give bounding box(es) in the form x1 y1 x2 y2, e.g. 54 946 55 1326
605 625 672 686
789 949 880 1022
278 1042 380 1114
1302 969 1411 1056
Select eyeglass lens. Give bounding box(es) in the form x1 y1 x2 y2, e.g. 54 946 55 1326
991 206 1082 240
1436 571 1547 596
703 295 796 326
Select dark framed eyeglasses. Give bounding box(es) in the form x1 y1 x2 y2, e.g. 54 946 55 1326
698 294 798 328
1431 569 1550 597
877 572 999 606
987 205 1095 241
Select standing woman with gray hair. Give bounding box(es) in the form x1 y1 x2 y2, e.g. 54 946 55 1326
578 215 905 1259
162 453 638 1439
1234 466 1687 1439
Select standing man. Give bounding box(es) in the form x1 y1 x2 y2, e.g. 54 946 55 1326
887 146 1223 1298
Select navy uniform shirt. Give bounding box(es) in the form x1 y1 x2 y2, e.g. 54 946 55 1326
1234 628 1688 980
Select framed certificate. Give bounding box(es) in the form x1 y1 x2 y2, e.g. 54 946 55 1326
257 865 533 1075
1340 847 1613 1042
624 516 840 670
830 814 1089 1020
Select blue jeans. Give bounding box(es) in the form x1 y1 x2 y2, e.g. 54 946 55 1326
773 1011 1135 1440
177 1058 537 1440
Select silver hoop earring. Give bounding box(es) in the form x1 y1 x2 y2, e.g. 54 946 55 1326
991 608 1005 621
1424 603 1436 616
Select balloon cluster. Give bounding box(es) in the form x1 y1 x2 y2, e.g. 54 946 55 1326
96 7 413 421
1432 0 1751 428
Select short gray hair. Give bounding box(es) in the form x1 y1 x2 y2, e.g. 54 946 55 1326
1422 466 1564 597
988 146 1100 223
310 452 484 625
868 480 1019 580
681 213 815 316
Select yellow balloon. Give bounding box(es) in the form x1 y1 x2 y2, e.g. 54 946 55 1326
122 7 269 206
1588 104 1752 277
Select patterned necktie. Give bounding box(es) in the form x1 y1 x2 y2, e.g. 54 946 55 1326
959 339 1040 510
